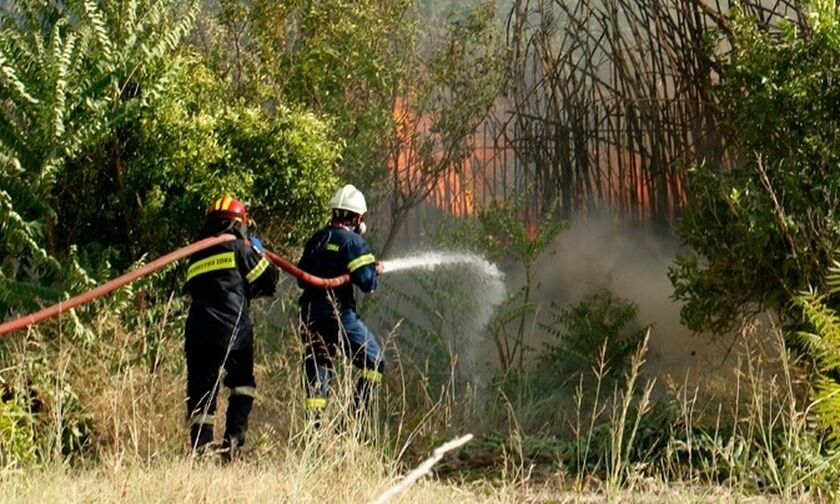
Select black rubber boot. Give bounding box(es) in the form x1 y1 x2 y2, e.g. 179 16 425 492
190 424 214 456
219 436 241 464
222 394 253 461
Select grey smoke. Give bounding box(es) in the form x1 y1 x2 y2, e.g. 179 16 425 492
506 215 732 384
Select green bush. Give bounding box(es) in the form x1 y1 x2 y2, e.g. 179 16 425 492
536 289 650 394
490 290 650 432
0 391 39 469
56 59 339 271
215 105 340 246
670 0 840 334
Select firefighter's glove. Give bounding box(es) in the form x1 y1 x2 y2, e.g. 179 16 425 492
375 261 385 275
250 235 266 253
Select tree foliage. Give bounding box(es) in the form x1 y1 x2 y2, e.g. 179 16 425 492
0 1 340 318
670 0 840 334
381 2 505 256
199 0 414 189
196 1 504 256
0 0 199 315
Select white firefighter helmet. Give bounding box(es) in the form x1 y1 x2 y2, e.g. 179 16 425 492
329 184 367 215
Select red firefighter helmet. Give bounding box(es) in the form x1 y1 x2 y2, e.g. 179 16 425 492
207 195 248 225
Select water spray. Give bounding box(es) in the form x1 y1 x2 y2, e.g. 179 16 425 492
377 251 507 372
380 251 504 280
379 251 507 328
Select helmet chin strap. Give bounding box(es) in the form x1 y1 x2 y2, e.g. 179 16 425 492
221 218 248 239
333 213 367 235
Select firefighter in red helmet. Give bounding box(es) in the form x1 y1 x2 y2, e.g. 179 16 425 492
184 195 279 460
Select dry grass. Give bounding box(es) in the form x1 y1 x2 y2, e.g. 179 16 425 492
0 458 480 503
0 304 836 502
0 457 789 503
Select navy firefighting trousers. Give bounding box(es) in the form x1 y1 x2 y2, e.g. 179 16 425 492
301 304 385 413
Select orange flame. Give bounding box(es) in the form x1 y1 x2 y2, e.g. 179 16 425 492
391 97 483 217
391 98 686 223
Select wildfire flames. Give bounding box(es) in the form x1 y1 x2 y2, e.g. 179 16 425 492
391 98 686 226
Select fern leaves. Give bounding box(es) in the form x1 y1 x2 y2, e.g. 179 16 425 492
796 289 840 372
84 0 114 66
795 261 840 445
0 48 38 105
811 375 840 444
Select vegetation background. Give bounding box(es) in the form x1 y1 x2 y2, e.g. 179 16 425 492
2 0 840 502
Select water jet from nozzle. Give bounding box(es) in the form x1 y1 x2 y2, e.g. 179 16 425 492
382 252 504 281
380 251 506 343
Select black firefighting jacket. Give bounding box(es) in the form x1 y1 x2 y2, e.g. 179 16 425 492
185 224 279 350
297 224 378 312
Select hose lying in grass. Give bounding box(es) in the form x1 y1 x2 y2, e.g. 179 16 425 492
370 434 474 504
0 235 353 336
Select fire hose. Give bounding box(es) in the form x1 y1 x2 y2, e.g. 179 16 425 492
0 234 353 336
263 250 350 289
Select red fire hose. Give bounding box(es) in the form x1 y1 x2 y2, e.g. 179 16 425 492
264 250 350 289
0 235 352 336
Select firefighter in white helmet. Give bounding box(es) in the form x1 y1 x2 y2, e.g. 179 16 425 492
297 184 384 420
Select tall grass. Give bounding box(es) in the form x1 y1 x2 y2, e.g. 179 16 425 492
477 318 840 501
1 295 838 501
661 322 840 500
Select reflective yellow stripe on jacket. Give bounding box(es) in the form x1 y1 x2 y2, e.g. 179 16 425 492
246 256 270 283
187 252 235 281
347 253 375 273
